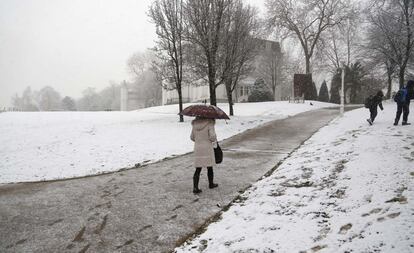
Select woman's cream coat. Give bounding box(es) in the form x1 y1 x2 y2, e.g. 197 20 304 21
190 118 217 168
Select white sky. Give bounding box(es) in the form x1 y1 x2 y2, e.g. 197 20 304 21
0 0 155 107
0 0 264 108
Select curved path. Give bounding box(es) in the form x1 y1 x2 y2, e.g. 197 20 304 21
0 107 356 253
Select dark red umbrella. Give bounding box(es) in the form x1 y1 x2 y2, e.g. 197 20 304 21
179 104 230 120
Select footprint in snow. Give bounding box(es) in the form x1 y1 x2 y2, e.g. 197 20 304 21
369 208 382 215
387 212 401 218
338 223 352 234
385 196 407 204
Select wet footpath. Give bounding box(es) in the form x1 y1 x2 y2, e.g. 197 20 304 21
0 107 355 253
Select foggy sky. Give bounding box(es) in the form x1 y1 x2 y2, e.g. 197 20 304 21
0 0 264 108
0 0 156 107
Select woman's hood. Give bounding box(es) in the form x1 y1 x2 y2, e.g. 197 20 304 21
192 119 212 131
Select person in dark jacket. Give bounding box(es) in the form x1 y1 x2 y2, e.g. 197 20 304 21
394 80 413 125
367 90 384 125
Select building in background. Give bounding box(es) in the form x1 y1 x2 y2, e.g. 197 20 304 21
120 69 162 111
162 39 283 105
121 39 283 110
120 81 146 111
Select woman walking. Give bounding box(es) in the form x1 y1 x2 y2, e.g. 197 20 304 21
190 116 219 194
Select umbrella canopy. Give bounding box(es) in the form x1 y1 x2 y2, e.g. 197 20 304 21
179 104 230 120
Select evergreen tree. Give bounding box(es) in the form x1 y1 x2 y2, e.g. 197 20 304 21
318 81 329 102
330 62 367 104
248 78 273 102
345 62 366 104
308 81 318 100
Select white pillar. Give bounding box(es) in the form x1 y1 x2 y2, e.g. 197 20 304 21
120 80 128 111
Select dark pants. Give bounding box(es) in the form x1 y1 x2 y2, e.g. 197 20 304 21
369 107 378 122
193 167 214 189
395 101 410 123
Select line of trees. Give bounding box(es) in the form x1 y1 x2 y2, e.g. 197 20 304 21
12 84 121 111
265 0 413 103
12 0 413 111
364 0 414 95
148 0 413 116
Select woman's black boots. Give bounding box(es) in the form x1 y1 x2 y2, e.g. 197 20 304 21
193 167 218 193
193 168 202 194
207 167 218 189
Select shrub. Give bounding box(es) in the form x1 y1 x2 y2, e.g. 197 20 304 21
248 78 273 102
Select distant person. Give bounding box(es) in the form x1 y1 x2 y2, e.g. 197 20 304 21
190 116 219 194
366 90 384 125
393 80 413 126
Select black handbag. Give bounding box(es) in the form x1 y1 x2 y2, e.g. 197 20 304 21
214 142 223 164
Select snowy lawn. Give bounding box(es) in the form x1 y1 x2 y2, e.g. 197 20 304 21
0 101 334 184
175 101 413 253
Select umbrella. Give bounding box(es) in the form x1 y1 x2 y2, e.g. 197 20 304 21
179 104 230 120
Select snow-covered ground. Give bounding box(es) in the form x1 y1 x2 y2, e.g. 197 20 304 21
0 101 334 184
175 101 414 253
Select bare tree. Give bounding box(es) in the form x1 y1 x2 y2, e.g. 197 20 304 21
366 0 414 88
256 43 283 101
384 58 398 98
362 39 398 98
127 50 162 107
148 0 185 122
185 0 232 106
77 87 102 111
36 86 62 111
266 0 350 74
16 86 39 111
220 0 259 115
277 42 305 98
11 87 37 111
127 51 153 77
315 4 360 74
99 83 121 110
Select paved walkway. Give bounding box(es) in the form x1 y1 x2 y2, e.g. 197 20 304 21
0 108 353 253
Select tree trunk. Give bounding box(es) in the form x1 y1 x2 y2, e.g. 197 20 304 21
177 84 184 122
305 55 311 74
399 68 405 89
272 74 276 101
386 73 392 99
208 64 217 106
227 92 234 116
225 80 234 116
209 80 217 106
